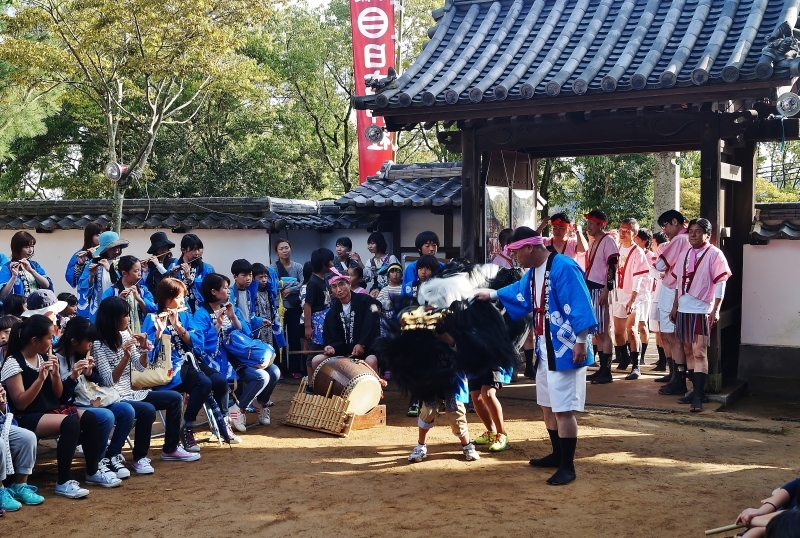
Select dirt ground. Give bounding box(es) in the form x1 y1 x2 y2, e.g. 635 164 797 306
10 368 800 538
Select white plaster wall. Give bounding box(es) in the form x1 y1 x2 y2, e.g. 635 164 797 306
741 242 800 346
0 228 270 294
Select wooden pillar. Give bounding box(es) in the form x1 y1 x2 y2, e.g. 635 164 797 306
461 127 481 261
700 114 722 391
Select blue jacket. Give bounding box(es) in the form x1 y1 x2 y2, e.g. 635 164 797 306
497 253 597 371
402 260 445 297
166 259 215 312
77 261 114 319
64 249 86 289
190 304 251 381
100 282 158 321
0 259 54 297
142 310 199 390
230 270 286 349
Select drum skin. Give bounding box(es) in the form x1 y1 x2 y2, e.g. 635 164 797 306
311 357 382 414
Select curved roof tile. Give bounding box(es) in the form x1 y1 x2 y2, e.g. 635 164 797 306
356 0 798 112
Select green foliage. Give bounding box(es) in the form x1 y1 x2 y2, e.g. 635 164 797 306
680 177 700 220
755 176 800 203
576 154 655 226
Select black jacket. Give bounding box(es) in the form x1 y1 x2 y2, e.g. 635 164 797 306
322 293 381 356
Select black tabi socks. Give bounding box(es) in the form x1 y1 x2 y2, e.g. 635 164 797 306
654 357 673 383
691 372 708 412
547 437 577 485
653 345 668 371
529 428 561 468
624 351 641 380
614 345 631 370
590 352 613 384
659 363 687 395
640 343 649 364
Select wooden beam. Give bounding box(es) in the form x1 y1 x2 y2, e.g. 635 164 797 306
700 113 723 392
461 127 480 261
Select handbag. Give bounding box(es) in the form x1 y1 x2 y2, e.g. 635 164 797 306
222 329 275 369
74 376 121 408
131 333 174 389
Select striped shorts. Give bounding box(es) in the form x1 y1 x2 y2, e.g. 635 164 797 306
589 288 609 335
675 312 711 344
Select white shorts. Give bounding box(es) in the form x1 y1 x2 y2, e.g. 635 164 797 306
657 287 676 333
649 301 660 332
632 297 650 320
535 339 587 412
611 289 632 319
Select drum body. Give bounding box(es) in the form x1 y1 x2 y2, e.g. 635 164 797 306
311 357 382 415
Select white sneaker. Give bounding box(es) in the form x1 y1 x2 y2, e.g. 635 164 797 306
54 480 89 499
107 454 131 479
132 457 155 474
408 443 427 463
86 468 122 488
161 446 201 462
462 442 481 462
228 404 247 432
257 405 271 426
224 419 243 444
75 444 84 456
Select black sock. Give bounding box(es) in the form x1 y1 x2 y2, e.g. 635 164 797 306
629 351 640 367
530 429 561 467
57 416 81 484
78 411 99 476
547 437 578 485
640 343 648 362
657 346 667 363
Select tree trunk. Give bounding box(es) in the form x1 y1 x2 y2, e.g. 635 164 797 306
111 183 126 233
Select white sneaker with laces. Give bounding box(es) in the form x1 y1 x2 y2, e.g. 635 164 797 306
132 457 155 474
228 404 247 432
161 446 201 462
54 480 90 499
257 405 271 426
462 442 481 461
86 468 122 488
225 419 243 444
408 443 427 463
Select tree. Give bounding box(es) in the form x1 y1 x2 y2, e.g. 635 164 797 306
1 0 271 230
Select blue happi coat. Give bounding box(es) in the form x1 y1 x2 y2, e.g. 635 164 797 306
496 252 597 371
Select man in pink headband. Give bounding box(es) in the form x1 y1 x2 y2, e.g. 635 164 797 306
582 209 619 385
308 268 384 382
536 212 588 262
477 226 597 485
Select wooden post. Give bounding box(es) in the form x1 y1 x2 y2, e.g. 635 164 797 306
461 126 481 261
700 113 722 392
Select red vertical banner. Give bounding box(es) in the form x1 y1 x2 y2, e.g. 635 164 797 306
351 0 395 184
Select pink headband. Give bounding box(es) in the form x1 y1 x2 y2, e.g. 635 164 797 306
504 236 543 254
327 268 349 285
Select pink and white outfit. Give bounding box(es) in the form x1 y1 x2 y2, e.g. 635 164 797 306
543 237 579 260
611 243 650 319
654 229 691 333
584 234 619 334
671 243 731 343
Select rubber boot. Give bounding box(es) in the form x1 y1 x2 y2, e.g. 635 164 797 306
529 429 561 468
586 352 606 381
659 364 687 395
654 357 673 383
691 372 708 412
653 346 667 372
624 351 641 380
591 353 613 384
615 345 631 371
547 437 577 485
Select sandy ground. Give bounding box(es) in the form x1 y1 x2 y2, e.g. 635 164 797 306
10 364 800 538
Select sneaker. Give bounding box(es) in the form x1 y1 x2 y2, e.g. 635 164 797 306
54 480 89 499
86 468 122 488
489 433 509 452
224 419 243 444
98 459 122 482
228 404 247 432
462 442 481 461
75 444 84 456
257 405 271 426
0 488 22 511
408 443 427 463
132 457 155 475
180 426 201 453
161 446 201 462
473 430 496 445
9 483 45 505
107 454 131 479
407 404 420 417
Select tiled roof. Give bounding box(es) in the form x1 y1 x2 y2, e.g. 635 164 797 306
355 0 797 114
751 202 800 241
336 163 463 208
0 197 378 232
335 161 546 209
